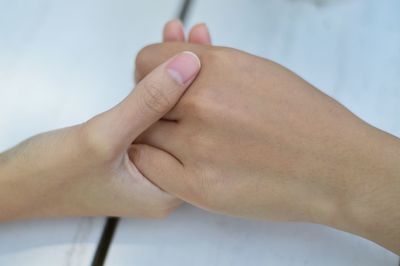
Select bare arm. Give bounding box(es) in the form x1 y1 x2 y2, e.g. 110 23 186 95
0 51 201 221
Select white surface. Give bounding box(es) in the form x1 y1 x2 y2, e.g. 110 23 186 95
0 0 182 150
107 205 396 266
0 218 104 266
108 0 400 265
0 0 181 265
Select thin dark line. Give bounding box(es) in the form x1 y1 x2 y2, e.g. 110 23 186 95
90 217 119 266
178 0 193 23
90 1 194 265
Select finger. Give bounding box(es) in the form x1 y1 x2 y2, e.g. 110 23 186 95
135 42 207 84
113 147 183 218
135 120 182 156
129 144 189 198
163 19 185 42
94 51 201 149
188 23 212 44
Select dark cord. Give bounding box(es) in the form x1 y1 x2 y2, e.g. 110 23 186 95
91 217 119 266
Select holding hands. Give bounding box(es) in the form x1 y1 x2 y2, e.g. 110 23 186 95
0 42 200 220
0 21 399 254
0 20 210 220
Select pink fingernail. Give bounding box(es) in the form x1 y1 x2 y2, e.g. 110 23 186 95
166 51 201 85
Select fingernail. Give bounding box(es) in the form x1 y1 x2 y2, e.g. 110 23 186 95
166 51 201 85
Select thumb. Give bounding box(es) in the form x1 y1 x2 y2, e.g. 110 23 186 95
91 51 201 150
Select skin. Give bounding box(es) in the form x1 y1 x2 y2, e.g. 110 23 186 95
0 20 208 221
0 19 398 254
133 42 400 254
0 50 201 220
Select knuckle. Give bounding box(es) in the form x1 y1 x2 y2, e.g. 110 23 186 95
202 47 232 64
135 47 146 68
141 81 170 114
135 44 162 82
181 92 217 122
201 50 221 66
135 44 155 69
78 119 116 161
181 96 201 115
182 90 210 115
134 49 147 82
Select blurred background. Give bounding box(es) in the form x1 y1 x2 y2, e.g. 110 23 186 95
0 0 399 265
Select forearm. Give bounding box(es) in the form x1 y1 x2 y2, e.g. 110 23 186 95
332 126 400 254
0 144 33 221
0 129 81 221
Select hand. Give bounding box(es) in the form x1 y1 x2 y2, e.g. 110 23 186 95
0 51 201 220
133 42 400 253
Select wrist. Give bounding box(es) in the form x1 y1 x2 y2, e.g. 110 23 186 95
0 146 31 220
0 127 84 221
329 125 400 254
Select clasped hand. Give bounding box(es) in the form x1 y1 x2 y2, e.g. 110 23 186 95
0 21 399 254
